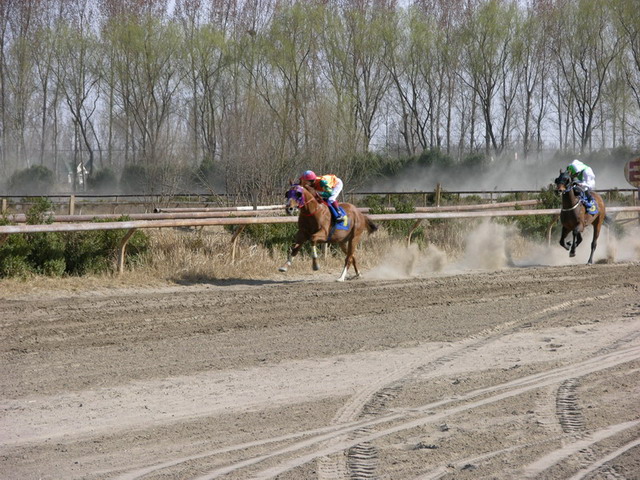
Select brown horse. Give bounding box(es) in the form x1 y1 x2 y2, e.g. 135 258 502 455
554 170 606 264
278 183 378 281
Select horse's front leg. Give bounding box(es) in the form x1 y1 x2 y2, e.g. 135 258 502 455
559 226 571 251
569 229 581 257
309 231 328 272
311 243 320 271
278 243 301 272
279 233 307 272
574 229 583 248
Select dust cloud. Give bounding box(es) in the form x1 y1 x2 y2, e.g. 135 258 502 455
368 157 632 192
368 220 640 280
367 242 448 280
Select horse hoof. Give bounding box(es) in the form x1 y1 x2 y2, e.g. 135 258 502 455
278 266 287 272
570 252 576 258
312 264 320 271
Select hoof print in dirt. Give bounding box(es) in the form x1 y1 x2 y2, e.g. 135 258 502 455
413 442 438 450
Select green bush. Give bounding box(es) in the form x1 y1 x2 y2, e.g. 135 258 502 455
194 157 225 192
418 149 454 169
8 165 55 194
459 152 489 172
88 168 118 193
120 164 148 193
25 197 55 224
0 203 149 277
0 254 33 277
503 186 561 241
42 257 67 276
366 194 425 242
64 217 149 274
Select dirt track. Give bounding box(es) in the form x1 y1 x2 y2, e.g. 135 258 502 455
1 262 640 480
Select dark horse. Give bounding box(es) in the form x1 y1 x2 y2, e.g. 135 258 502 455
279 183 378 281
554 170 606 264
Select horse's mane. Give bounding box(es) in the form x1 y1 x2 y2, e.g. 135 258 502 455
300 181 325 204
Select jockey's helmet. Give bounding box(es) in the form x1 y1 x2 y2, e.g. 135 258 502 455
302 170 317 181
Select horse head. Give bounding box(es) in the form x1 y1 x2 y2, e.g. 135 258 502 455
284 184 306 216
554 169 572 193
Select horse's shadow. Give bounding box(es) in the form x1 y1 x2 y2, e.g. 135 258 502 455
173 276 300 287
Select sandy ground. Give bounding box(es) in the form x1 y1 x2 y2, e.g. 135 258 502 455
1 255 639 480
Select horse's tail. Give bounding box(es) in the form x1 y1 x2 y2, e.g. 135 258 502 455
364 215 379 234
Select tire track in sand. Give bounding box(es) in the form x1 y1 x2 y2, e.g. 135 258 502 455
113 341 639 479
317 294 616 480
112 292 633 480
235 345 640 480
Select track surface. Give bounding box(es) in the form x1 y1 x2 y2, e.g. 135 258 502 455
1 263 639 479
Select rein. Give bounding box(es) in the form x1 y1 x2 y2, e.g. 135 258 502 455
559 187 581 212
561 200 581 212
289 186 321 215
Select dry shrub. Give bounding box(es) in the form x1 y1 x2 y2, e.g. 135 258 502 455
136 220 498 282
139 224 389 282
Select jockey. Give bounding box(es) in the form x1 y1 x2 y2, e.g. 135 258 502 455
567 159 596 190
566 159 596 210
300 170 345 222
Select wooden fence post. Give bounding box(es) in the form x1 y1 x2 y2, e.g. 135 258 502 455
230 225 246 264
117 228 137 274
69 195 75 215
1 198 7 214
435 183 441 207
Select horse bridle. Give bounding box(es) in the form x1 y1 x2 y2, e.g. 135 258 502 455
286 185 319 210
557 178 581 212
561 199 581 212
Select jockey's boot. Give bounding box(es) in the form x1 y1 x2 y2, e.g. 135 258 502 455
330 200 344 222
584 190 597 213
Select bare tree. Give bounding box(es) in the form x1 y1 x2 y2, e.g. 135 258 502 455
459 0 520 156
54 1 102 189
2 0 40 172
611 0 640 139
551 0 623 153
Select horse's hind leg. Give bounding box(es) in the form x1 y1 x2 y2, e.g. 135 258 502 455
337 241 354 282
338 237 362 281
587 218 603 265
349 235 363 278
